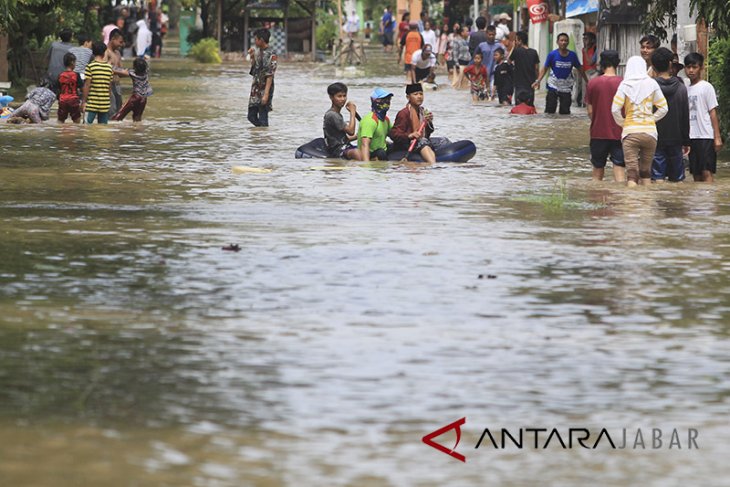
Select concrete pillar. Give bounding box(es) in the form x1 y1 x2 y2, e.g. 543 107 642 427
529 21 550 86
397 0 421 24
676 0 694 62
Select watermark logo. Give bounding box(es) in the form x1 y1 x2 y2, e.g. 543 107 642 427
423 417 699 462
422 417 467 463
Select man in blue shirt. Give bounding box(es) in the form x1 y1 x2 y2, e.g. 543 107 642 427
533 32 588 114
380 7 395 52
475 26 504 78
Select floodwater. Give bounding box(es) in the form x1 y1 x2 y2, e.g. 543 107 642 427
1 57 730 487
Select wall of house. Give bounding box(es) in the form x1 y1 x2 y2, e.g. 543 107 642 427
598 23 643 74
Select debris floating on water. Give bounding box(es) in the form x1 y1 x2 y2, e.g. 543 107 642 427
232 166 272 174
222 244 241 252
478 274 497 279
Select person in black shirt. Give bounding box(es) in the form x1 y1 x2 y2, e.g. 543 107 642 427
509 31 540 106
492 47 514 105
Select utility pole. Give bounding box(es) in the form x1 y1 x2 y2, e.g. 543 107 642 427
676 0 694 62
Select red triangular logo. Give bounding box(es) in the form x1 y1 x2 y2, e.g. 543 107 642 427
422 417 467 462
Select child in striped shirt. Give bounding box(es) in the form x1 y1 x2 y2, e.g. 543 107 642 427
611 56 668 186
81 41 114 124
111 57 153 122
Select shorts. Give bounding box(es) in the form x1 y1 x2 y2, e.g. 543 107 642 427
590 139 625 168
688 139 717 174
368 148 388 160
414 67 432 82
382 34 393 46
327 144 357 159
458 59 470 66
471 88 487 100
446 60 455 70
58 98 81 122
404 63 412 73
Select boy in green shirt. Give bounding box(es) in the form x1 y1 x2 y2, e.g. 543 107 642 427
358 87 394 161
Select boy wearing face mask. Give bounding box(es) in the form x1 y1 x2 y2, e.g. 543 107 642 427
358 87 394 162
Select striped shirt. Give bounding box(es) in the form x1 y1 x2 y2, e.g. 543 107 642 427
84 60 113 112
611 84 668 139
69 46 93 78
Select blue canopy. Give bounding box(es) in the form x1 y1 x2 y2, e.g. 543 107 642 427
566 0 599 17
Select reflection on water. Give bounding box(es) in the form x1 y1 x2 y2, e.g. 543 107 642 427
2 57 730 486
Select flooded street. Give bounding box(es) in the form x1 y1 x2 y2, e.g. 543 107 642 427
1 57 730 486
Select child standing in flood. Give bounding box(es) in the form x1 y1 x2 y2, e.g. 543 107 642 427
111 57 153 122
684 52 723 182
492 47 514 105
57 52 82 123
81 41 114 124
247 28 277 127
463 51 488 101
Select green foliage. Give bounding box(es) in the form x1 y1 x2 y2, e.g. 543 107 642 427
708 37 730 140
2 0 105 82
316 9 338 51
515 180 606 212
636 0 677 40
633 0 730 39
692 0 730 37
189 37 222 63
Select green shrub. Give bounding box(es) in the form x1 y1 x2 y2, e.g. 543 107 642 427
316 10 338 51
189 37 222 64
708 37 730 142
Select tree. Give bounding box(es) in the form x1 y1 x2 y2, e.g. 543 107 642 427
1 0 105 82
634 0 730 38
692 0 730 36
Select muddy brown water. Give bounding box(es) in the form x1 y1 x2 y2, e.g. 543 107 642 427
1 57 730 486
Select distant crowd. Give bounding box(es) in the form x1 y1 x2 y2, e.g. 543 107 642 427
6 23 154 125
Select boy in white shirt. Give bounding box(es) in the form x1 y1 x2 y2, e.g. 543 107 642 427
684 52 723 182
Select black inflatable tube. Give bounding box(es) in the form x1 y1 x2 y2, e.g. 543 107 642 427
295 138 477 163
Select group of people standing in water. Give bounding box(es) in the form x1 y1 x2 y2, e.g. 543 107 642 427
586 42 722 185
241 21 723 182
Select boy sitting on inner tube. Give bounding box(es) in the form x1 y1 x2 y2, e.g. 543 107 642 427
322 82 362 160
357 87 393 162
389 83 436 163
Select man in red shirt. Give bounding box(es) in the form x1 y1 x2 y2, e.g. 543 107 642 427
585 50 624 181
576 31 597 107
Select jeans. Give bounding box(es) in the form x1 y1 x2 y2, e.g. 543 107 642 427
247 105 269 127
86 111 109 124
545 89 572 114
652 145 685 182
